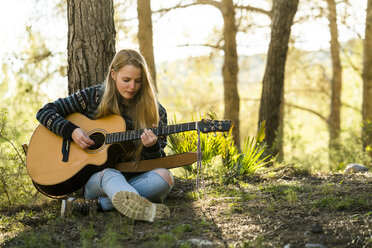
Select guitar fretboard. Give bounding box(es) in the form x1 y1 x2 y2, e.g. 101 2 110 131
105 122 197 144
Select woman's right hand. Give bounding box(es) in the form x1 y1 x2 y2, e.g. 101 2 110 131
71 128 95 149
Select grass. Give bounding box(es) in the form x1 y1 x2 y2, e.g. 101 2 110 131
312 195 370 211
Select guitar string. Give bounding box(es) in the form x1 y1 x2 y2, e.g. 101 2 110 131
87 123 224 141
85 123 226 150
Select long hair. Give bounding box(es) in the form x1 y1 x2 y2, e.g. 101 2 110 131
95 49 159 160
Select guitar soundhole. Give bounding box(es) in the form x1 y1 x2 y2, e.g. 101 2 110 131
87 132 105 151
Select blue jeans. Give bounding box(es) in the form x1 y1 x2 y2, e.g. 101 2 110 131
84 168 173 211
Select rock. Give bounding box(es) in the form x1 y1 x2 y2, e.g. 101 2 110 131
305 243 326 248
188 238 213 247
311 223 324 233
345 164 369 173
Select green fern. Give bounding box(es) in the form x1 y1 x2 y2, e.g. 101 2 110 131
167 116 271 177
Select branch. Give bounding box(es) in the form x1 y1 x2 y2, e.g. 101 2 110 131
240 97 260 103
285 101 328 124
241 97 329 124
153 0 221 15
0 169 12 206
0 133 25 166
175 42 223 50
341 102 361 114
341 47 363 79
234 5 272 18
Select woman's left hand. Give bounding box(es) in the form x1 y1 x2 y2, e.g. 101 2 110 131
141 124 158 147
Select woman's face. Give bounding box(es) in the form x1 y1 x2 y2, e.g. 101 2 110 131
111 64 142 100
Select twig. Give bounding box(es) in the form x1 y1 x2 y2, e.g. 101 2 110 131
204 196 242 202
0 169 12 206
0 133 25 166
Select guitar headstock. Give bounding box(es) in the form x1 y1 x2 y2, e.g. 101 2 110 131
197 119 232 133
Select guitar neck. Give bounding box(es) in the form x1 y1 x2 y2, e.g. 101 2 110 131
105 122 198 144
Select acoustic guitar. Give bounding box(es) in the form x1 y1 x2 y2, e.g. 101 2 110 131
26 113 231 197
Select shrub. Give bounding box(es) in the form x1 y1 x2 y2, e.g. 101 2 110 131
167 115 271 178
0 109 38 208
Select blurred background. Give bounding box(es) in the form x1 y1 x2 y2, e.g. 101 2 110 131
0 0 370 206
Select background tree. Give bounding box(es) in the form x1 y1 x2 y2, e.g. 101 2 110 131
221 0 240 147
326 0 342 154
67 0 116 93
153 0 241 146
258 0 299 159
363 0 372 157
137 0 157 89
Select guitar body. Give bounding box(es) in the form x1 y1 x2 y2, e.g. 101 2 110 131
26 113 126 197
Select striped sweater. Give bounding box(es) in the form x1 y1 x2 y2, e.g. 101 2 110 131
36 84 167 160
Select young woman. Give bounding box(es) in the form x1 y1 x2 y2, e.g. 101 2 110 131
36 49 173 222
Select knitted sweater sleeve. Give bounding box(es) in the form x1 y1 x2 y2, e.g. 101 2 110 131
141 103 168 160
36 85 101 140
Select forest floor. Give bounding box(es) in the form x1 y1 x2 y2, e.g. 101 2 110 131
0 167 371 248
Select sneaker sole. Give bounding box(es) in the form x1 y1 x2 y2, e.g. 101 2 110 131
112 191 156 222
154 203 170 219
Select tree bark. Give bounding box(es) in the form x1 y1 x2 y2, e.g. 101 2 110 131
221 0 240 147
363 0 372 156
137 0 157 89
326 0 342 145
67 0 116 94
258 0 299 159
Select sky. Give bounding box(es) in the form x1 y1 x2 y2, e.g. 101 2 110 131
0 1 33 58
0 0 367 63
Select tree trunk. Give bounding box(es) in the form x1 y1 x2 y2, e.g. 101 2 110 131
363 0 372 156
67 0 116 94
221 0 240 147
258 0 299 159
326 0 342 145
137 0 157 89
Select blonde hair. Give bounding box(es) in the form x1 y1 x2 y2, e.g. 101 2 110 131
96 49 159 160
